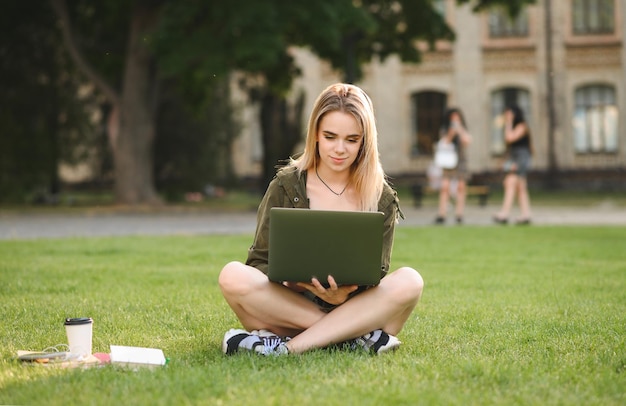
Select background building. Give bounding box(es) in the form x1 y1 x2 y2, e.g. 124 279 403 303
233 0 625 189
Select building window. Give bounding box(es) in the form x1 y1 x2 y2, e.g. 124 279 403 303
490 87 531 155
573 85 618 153
411 91 447 156
488 7 529 38
572 0 615 35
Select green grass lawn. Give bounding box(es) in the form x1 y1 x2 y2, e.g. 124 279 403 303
1 226 625 405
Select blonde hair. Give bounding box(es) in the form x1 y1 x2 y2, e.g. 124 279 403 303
284 83 387 212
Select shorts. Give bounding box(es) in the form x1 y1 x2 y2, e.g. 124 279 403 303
442 159 470 181
504 147 531 177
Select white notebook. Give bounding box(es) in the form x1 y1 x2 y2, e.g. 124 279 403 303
110 345 166 368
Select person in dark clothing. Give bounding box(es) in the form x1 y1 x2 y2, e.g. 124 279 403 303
494 105 533 225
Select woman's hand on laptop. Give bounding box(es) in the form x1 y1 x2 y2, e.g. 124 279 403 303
297 276 358 305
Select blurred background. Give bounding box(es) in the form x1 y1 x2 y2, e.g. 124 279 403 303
1 0 624 207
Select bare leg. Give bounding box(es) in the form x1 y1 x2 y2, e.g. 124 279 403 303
437 177 450 218
219 261 325 338
285 267 424 354
455 180 467 218
497 173 518 218
219 262 424 354
517 177 532 219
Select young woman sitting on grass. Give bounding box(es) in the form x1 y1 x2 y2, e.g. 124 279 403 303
218 83 424 355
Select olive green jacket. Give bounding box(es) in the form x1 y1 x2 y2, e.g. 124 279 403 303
246 166 403 281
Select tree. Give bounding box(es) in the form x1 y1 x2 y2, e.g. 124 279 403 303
51 0 322 202
153 1 354 189
51 0 164 204
245 0 535 188
0 1 98 203
154 78 240 198
48 0 535 203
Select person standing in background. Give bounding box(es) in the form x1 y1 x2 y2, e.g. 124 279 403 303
494 105 533 225
434 108 472 225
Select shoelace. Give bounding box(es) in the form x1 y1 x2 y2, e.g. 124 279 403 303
261 337 286 355
354 331 382 352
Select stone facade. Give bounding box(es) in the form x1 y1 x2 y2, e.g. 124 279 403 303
231 0 625 181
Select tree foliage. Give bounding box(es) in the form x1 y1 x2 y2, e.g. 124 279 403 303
154 79 240 198
459 0 533 16
1 0 536 203
0 0 100 203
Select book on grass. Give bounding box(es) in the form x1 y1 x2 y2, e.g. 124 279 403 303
109 345 166 368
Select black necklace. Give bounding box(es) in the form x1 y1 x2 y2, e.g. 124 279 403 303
316 167 348 196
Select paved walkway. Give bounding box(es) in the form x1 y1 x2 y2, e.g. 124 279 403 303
1 202 625 240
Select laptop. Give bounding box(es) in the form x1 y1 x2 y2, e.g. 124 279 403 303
268 207 385 286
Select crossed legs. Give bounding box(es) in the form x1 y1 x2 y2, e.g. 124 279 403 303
218 261 424 354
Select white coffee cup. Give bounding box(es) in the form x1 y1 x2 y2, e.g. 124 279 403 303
64 317 93 358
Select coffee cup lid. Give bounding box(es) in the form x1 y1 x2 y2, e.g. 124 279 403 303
64 317 93 326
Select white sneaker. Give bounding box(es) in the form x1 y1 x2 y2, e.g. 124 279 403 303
355 329 402 354
222 329 289 356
